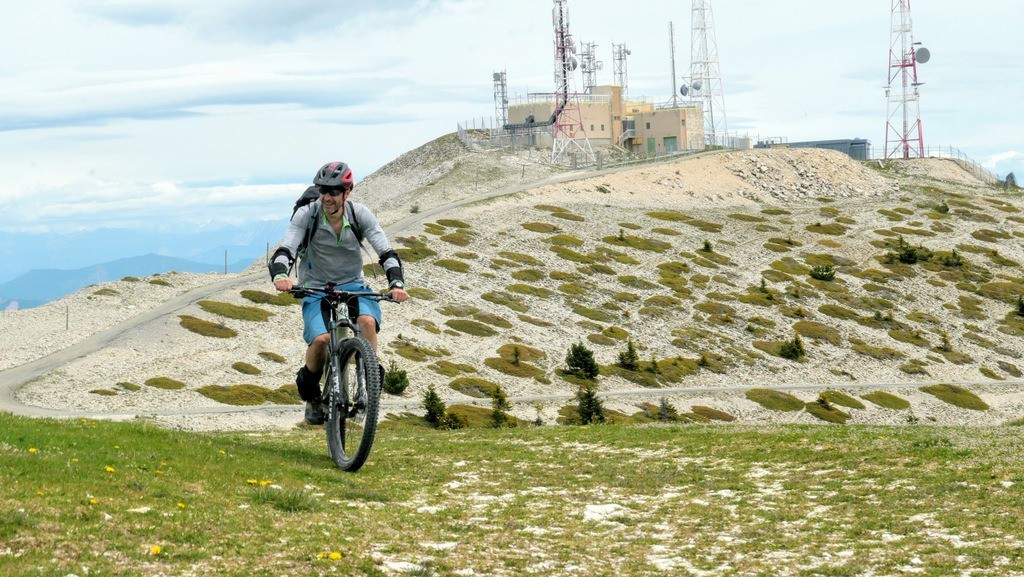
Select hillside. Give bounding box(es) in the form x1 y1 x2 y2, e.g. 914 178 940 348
3 137 1023 430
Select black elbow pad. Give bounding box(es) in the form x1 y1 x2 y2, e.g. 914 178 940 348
268 247 294 280
378 249 405 287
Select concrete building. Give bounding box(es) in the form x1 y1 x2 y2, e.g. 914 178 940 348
506 84 704 154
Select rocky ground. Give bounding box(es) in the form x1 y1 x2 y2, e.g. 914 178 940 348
3 135 1022 431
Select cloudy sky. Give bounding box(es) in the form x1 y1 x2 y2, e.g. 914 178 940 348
1 0 1021 233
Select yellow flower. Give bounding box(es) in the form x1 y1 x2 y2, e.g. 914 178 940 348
89 498 99 505
36 491 44 496
161 461 167 467
156 470 164 475
177 503 186 509
114 445 120 449
329 552 342 560
71 458 79 463
259 480 271 487
317 553 326 559
246 479 257 485
149 545 162 555
81 418 88 423
105 466 115 473
219 450 226 455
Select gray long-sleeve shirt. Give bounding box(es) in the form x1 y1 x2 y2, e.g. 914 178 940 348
274 200 398 287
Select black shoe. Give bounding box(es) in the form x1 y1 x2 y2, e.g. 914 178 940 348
304 400 325 425
295 366 322 402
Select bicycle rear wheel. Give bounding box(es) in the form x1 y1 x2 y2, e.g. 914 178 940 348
324 336 380 472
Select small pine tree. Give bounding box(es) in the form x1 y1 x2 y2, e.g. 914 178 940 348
618 228 626 241
1016 295 1024 318
422 383 446 428
511 346 521 366
490 386 512 428
779 333 806 360
618 339 640 370
576 382 606 425
382 360 409 395
648 355 660 374
938 330 952 352
701 239 713 253
657 397 679 421
565 342 600 380
438 412 467 430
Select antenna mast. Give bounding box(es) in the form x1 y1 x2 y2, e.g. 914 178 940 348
690 0 727 147
551 0 594 164
612 42 630 101
493 70 508 129
668 22 679 108
884 0 928 159
580 41 602 94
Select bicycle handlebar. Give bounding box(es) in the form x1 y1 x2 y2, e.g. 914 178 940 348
288 285 398 303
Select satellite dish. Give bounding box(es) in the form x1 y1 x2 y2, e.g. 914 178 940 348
625 49 632 56
691 79 702 91
568 56 579 71
493 73 501 81
915 47 931 63
680 85 689 96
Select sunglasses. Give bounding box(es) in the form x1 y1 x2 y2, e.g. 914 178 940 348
319 186 352 197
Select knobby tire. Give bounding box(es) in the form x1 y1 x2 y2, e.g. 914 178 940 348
324 336 380 472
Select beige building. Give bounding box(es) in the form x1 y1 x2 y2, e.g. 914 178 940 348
507 84 704 154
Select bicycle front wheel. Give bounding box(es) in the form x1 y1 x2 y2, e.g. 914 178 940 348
325 336 380 472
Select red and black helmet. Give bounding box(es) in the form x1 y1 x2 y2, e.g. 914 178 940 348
313 161 354 190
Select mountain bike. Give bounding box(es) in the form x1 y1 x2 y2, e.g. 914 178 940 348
289 285 396 472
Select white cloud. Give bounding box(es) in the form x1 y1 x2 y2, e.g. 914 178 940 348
0 0 1021 234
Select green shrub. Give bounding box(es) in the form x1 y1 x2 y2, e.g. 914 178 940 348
433 259 470 273
779 334 806 360
179 315 237 338
566 342 600 380
522 222 560 233
449 377 499 398
93 288 118 296
144 377 186 390
920 385 989 410
232 362 261 375
861 391 911 410
820 391 866 410
445 319 497 337
691 405 735 422
149 278 172 287
90 389 118 396
809 265 836 281
197 384 300 406
258 351 286 363
115 382 141 392
806 397 850 424
198 300 273 322
382 361 409 395
121 276 140 282
396 237 437 262
240 290 300 306
745 388 803 412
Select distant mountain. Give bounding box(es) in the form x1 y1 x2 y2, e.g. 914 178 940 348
0 219 288 286
0 253 256 309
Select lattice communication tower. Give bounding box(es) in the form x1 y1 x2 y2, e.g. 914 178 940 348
690 0 727 147
884 0 929 159
551 0 594 164
612 43 630 101
493 70 509 129
580 41 602 94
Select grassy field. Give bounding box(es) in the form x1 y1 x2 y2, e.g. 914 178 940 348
2 413 1024 576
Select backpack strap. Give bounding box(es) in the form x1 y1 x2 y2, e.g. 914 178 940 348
345 200 365 244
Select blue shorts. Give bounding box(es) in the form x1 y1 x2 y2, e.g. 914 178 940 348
301 283 383 345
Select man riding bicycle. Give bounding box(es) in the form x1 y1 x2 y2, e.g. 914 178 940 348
269 161 409 425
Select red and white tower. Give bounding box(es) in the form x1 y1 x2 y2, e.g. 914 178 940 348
551 0 594 164
884 0 930 159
